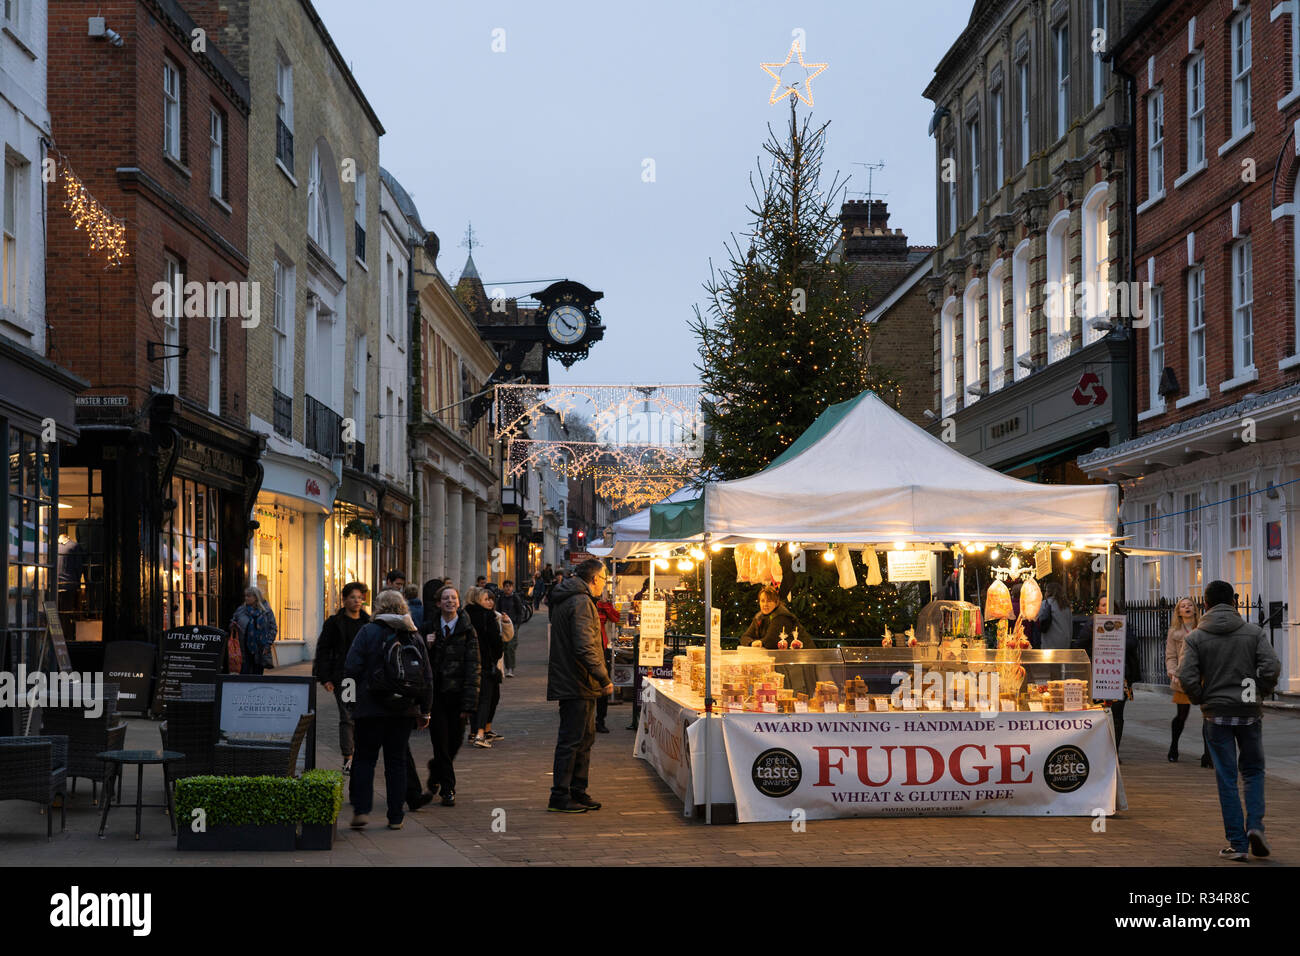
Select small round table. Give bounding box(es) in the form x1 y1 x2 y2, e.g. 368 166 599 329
96 749 184 840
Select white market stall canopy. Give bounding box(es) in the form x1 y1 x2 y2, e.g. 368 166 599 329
650 391 1118 544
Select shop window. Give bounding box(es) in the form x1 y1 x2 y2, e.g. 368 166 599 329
252 502 303 642
56 467 104 635
161 476 221 631
1227 481 1252 609
5 427 55 712
324 502 375 619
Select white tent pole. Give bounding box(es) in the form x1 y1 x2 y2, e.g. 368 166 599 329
704 530 713 825
1105 541 1112 614
958 548 965 602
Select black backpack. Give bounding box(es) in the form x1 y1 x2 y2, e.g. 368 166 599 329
368 627 428 713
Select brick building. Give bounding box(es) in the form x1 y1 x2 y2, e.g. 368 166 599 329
47 0 261 646
1082 0 1300 693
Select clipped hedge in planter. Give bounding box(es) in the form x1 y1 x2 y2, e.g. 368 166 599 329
174 771 344 851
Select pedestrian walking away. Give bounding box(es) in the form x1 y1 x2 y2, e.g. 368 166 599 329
1165 596 1211 766
1177 579 1282 861
422 585 480 806
530 571 545 611
312 581 370 775
342 589 432 830
230 586 277 675
546 558 613 813
403 583 425 634
1036 582 1071 651
466 587 503 747
497 579 526 677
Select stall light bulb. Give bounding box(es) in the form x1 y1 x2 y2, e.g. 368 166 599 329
1060 549 1073 561
787 542 800 555
689 547 705 561
965 544 977 554
1020 541 1034 550
975 542 987 552
989 548 1000 561
654 558 670 571
1071 539 1085 548
893 541 906 551
1010 555 1021 572
755 541 768 552
822 549 835 563
710 542 723 553
677 559 694 572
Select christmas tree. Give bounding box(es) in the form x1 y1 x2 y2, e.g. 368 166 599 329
688 103 906 644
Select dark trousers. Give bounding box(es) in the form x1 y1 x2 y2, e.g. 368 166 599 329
551 698 597 800
1172 703 1211 758
350 715 411 824
334 686 355 757
595 649 612 727
471 672 500 734
1111 699 1126 750
428 697 466 795
1206 720 1266 852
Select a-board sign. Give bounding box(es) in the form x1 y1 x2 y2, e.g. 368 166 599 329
43 601 72 673
215 675 316 770
154 625 227 712
102 641 157 714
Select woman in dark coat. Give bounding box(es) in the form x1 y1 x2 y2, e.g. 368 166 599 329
740 586 804 649
465 587 503 747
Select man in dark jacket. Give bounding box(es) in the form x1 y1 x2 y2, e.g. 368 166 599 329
546 559 613 813
312 581 369 774
1178 579 1282 861
343 590 432 830
422 585 481 806
497 580 525 678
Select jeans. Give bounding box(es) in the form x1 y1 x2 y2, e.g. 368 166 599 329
334 686 355 757
350 715 412 824
427 697 466 795
503 634 517 671
551 698 597 800
1205 720 1266 852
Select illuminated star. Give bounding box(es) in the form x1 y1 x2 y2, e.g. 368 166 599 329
760 40 828 107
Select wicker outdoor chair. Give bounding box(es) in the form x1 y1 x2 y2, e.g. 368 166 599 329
158 700 217 779
213 711 315 777
0 736 69 839
40 683 125 805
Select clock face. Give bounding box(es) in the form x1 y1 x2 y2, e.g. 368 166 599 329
547 304 587 345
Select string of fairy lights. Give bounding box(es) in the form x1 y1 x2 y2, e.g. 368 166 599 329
52 148 128 267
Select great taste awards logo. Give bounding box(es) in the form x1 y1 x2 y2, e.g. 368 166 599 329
1042 744 1090 794
752 748 802 798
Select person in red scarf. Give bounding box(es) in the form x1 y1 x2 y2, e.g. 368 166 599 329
594 592 620 733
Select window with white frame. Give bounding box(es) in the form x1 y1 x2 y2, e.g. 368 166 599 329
2 159 17 310
208 289 223 414
991 87 1004 186
1147 286 1164 410
1142 501 1162 601
1018 59 1031 167
1012 239 1031 379
163 59 182 161
1182 491 1202 599
1092 0 1108 107
272 259 293 396
1147 89 1164 198
384 253 395 339
1046 212 1070 362
1227 481 1252 608
1188 266 1206 394
963 280 981 404
968 117 980 219
396 266 405 346
1230 8 1252 137
385 386 395 473
1186 53 1205 169
353 335 366 442
307 148 331 255
989 260 1006 391
275 52 293 168
209 107 225 200
941 297 958 415
163 254 182 395
1054 23 1070 139
1082 186 1110 342
1231 238 1253 378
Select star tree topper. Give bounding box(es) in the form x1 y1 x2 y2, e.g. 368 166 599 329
760 40 828 107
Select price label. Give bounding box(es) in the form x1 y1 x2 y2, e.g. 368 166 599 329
874 698 891 712
1001 697 1019 712
761 702 778 713
822 701 838 713
1028 701 1046 712
793 701 809 713
924 699 945 711
853 697 871 712
901 697 918 711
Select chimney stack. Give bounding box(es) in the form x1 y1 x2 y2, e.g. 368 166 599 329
839 200 908 261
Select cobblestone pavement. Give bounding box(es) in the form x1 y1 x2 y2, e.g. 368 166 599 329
3 612 1297 866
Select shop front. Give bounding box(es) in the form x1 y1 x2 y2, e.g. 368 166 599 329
378 484 412 583
327 474 379 617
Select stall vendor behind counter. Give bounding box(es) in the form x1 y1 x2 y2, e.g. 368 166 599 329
741 586 805 649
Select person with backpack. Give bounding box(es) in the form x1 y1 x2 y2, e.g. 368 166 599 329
312 581 370 775
420 585 480 806
343 589 432 830
1178 579 1282 861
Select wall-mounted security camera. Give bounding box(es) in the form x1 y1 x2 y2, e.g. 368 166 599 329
105 29 124 47
89 17 124 47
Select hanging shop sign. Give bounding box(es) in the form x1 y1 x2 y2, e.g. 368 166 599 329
1267 521 1282 559
1034 547 1052 579
886 551 931 582
721 710 1122 823
639 600 666 666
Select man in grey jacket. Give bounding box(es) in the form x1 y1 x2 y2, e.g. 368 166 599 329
1178 579 1282 861
546 558 613 813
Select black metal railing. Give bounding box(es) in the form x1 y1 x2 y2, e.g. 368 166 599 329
305 394 341 458
276 116 294 171
272 388 292 439
1121 596 1265 685
354 221 366 263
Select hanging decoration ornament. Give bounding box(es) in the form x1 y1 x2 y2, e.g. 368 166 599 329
61 166 128 267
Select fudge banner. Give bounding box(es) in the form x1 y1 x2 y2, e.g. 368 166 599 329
721 711 1123 823
633 681 699 803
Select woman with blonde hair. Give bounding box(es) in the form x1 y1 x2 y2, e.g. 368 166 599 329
231 585 277 675
1166 596 1211 765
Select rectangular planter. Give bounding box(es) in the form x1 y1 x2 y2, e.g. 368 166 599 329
296 821 336 851
177 824 297 852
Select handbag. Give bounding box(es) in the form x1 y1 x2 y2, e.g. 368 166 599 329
226 624 244 673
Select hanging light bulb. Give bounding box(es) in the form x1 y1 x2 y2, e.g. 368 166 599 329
787 542 800 555
1060 548 1073 561
677 558 694 572
654 557 670 571
822 547 835 563
1071 539 1085 548
710 542 723 553
893 541 906 551
755 541 768 553
1010 554 1021 572
990 548 1000 561
965 544 977 554
975 543 987 552
689 547 705 561
1021 541 1035 550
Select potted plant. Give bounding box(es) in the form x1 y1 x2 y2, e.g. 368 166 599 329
174 771 344 851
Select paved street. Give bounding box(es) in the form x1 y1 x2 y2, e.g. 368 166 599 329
2 611 1297 866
